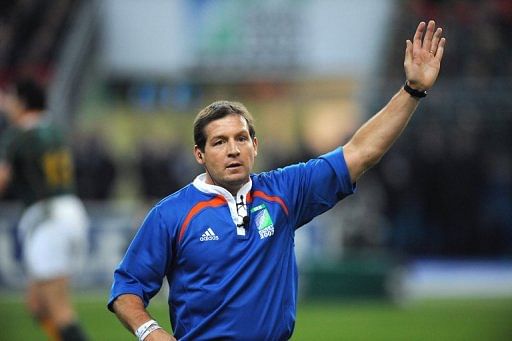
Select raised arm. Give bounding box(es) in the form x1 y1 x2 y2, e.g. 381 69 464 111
343 20 446 182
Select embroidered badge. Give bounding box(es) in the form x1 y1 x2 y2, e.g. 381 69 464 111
251 204 274 239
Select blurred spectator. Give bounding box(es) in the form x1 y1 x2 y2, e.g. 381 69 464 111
0 77 89 340
135 138 201 201
73 132 117 200
0 108 19 200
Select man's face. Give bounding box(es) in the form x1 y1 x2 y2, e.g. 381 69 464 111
195 113 258 194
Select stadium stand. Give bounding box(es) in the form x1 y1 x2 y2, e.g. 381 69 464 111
370 0 512 257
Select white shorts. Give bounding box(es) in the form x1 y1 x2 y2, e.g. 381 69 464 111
18 195 89 281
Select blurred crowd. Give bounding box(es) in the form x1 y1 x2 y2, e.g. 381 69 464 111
370 0 512 257
387 0 512 82
0 0 81 86
374 114 512 257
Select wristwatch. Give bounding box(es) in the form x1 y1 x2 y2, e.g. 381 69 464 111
403 81 427 98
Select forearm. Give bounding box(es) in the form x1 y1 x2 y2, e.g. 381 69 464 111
112 294 153 333
344 87 419 181
112 294 175 340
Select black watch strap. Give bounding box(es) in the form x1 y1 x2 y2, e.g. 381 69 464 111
403 81 427 98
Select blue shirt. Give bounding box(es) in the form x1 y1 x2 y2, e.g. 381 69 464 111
108 147 355 340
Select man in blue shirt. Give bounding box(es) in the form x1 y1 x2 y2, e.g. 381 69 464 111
108 21 445 340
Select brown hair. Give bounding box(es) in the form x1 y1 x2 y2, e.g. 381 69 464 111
193 100 256 151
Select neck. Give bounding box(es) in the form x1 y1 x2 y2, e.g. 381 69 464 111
205 175 243 197
204 165 247 197
194 173 252 203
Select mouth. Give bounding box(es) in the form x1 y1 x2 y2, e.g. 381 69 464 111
226 162 242 169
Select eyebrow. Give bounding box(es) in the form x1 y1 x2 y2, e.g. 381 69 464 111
209 129 250 141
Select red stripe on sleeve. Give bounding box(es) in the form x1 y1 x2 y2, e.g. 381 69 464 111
252 190 289 215
179 195 226 242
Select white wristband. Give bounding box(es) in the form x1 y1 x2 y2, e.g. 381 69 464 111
135 319 161 340
140 323 162 340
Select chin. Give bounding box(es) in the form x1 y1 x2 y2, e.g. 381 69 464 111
223 174 249 186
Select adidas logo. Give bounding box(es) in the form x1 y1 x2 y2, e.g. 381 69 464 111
200 227 219 241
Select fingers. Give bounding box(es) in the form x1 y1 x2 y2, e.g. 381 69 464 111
435 37 446 61
421 20 436 52
412 21 426 52
412 20 445 59
429 27 443 55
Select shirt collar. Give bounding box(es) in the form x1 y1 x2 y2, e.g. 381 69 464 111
192 173 252 203
193 174 252 234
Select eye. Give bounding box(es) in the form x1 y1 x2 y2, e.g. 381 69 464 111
213 139 224 146
237 135 249 142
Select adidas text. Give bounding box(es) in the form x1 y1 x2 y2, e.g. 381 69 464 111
200 228 219 241
200 235 219 241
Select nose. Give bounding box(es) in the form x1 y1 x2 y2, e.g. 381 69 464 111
227 139 240 157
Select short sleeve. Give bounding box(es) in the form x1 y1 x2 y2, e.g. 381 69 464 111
318 147 356 197
108 206 173 311
274 147 356 228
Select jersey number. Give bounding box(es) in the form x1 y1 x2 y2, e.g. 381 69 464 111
42 150 73 187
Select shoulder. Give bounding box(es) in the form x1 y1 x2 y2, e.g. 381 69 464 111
252 147 351 189
252 150 339 185
251 169 284 188
155 184 194 209
250 166 304 195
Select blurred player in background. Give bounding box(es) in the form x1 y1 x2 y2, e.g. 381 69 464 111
0 78 89 341
108 21 445 340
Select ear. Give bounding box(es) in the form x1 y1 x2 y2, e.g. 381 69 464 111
252 136 258 157
194 145 204 165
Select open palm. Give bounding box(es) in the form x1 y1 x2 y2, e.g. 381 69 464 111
404 20 446 91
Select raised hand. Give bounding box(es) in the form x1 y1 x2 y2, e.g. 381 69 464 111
404 20 446 91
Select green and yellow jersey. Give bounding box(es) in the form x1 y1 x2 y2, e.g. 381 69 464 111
0 121 74 206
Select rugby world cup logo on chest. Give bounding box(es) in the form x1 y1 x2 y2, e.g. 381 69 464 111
251 204 274 239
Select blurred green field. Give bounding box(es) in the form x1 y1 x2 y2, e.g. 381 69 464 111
1 295 511 340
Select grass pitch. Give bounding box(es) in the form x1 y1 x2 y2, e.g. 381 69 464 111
0 295 511 340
